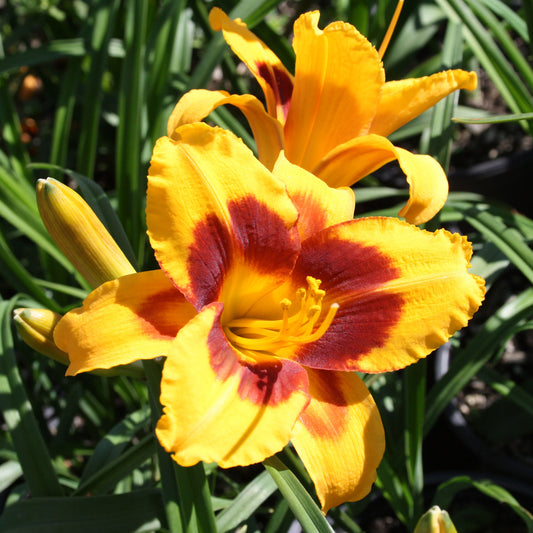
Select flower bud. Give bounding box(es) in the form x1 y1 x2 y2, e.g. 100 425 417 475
14 307 144 379
414 506 457 533
13 308 69 365
37 178 135 288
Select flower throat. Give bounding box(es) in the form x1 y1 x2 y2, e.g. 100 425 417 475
224 276 339 354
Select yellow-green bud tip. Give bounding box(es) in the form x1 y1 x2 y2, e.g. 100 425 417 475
414 506 457 533
13 308 69 365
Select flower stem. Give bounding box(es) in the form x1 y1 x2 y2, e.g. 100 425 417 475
143 360 183 533
143 359 217 533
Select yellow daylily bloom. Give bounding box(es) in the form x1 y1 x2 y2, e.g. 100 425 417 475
37 178 136 288
168 8 477 225
54 123 484 512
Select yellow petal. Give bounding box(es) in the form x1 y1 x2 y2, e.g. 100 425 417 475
54 270 196 375
284 11 384 170
209 8 294 123
291 369 384 513
147 124 299 309
369 70 477 137
272 152 355 241
288 217 485 372
13 308 69 365
37 178 136 288
167 89 284 170
313 134 449 225
156 302 310 468
394 146 449 225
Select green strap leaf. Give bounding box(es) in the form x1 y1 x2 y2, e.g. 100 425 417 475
263 455 334 533
0 489 165 533
0 297 62 496
425 288 533 434
464 206 533 285
74 433 156 496
216 470 277 532
453 111 533 124
433 476 533 532
80 405 151 483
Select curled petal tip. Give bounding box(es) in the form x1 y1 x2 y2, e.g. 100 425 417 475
465 70 478 91
208 7 226 31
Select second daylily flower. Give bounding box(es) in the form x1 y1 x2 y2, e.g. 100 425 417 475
54 123 484 512
169 8 477 225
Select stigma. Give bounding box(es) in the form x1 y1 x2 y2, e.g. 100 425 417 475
224 276 339 353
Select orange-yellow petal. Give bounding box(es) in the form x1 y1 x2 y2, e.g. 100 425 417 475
272 152 355 241
369 70 478 137
209 8 294 123
291 369 384 513
284 11 384 171
167 89 284 170
288 217 485 372
156 302 310 468
147 124 299 310
313 134 448 225
54 270 196 375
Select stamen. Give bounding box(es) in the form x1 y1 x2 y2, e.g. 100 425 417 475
378 0 404 60
297 303 339 344
224 277 339 353
301 305 321 336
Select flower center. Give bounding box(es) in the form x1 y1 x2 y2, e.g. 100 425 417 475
224 276 339 354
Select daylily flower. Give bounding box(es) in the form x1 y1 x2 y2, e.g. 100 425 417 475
168 8 477 225
54 123 484 512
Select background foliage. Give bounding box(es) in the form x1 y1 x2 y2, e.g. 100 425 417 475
1 0 533 531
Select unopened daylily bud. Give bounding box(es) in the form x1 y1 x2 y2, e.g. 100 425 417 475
37 178 136 288
13 308 69 365
13 307 145 379
414 506 457 533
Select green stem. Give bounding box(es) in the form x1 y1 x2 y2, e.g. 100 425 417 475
174 462 218 533
142 360 217 533
403 361 426 527
264 455 334 533
143 360 183 533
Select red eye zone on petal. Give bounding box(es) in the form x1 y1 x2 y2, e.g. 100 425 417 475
186 196 299 309
256 62 294 119
290 231 404 369
207 312 309 406
135 288 193 339
298 372 348 438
